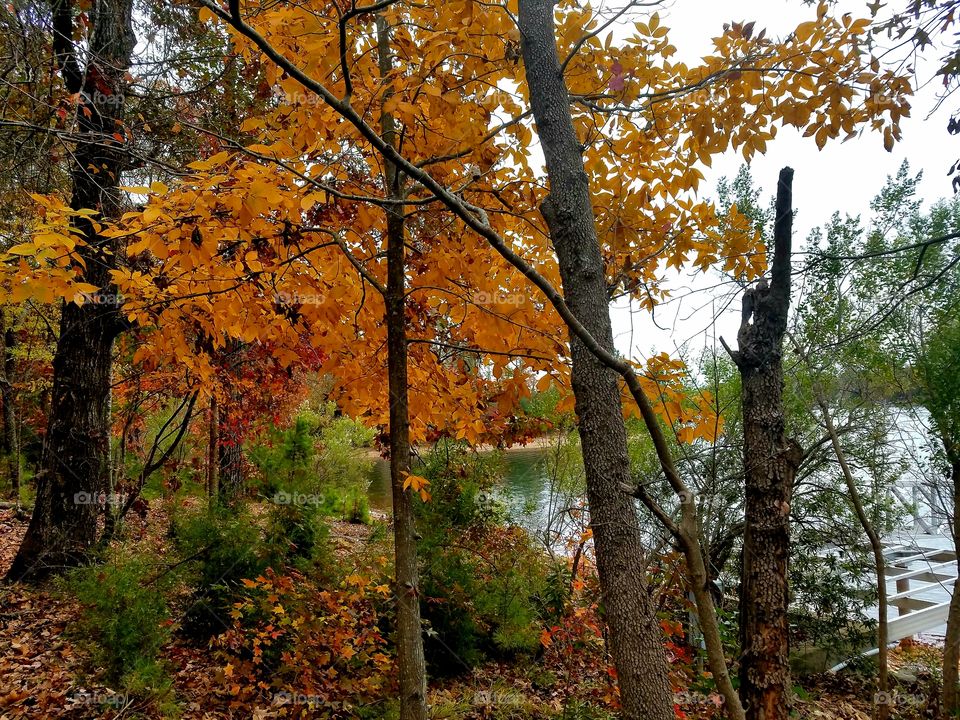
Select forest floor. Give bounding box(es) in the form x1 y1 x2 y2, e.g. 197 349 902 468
0 504 947 719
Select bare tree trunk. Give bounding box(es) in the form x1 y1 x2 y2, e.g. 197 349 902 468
943 457 960 713
378 15 428 720
518 3 674 717
0 310 19 501
207 395 219 505
727 168 801 720
7 0 135 581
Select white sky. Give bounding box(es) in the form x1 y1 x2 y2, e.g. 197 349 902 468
607 0 954 362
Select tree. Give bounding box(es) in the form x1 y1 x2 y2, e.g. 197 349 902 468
377 14 429 718
517 1 677 715
722 168 800 720
0 308 20 500
793 163 960 711
7 0 137 581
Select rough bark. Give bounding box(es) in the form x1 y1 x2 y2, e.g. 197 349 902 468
378 15 428 720
7 0 135 581
218 432 243 501
207 395 220 505
518 3 674 717
1 310 19 501
727 168 801 720
943 456 960 713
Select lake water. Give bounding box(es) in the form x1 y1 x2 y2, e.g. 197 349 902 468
365 446 556 534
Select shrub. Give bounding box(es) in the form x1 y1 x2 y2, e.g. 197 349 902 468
415 441 558 671
248 415 317 499
262 500 332 573
172 498 336 639
321 485 370 524
248 409 375 523
63 554 174 702
171 504 269 639
215 566 395 713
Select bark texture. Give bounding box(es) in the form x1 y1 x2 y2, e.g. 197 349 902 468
729 168 801 720
378 15 428 720
518 2 673 717
1 310 19 500
218 437 244 501
207 396 220 505
7 0 135 581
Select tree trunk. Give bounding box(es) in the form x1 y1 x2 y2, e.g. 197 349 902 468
729 168 801 720
518 3 674 717
7 0 135 581
207 395 219 505
943 457 960 713
8 308 118 579
218 430 243 501
378 16 428 720
1 310 19 501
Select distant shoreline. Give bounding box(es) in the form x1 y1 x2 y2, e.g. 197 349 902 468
358 433 563 462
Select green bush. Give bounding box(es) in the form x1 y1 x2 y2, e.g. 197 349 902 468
63 554 174 701
415 441 558 672
171 504 269 639
317 410 376 449
317 484 370 524
248 409 375 523
248 415 317 498
262 500 332 573
172 499 336 639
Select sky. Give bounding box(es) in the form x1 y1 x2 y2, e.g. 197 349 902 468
605 0 955 362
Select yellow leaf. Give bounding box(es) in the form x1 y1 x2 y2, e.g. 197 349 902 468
795 20 817 43
7 243 36 256
300 192 324 211
883 126 894 152
402 473 430 493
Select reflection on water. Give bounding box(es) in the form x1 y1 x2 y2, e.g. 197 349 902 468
364 446 554 534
